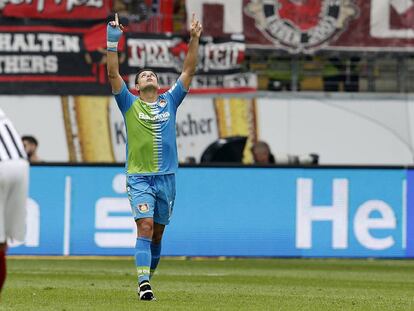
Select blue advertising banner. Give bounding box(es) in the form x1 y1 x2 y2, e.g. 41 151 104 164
9 167 68 255
9 166 410 258
405 170 414 257
168 168 406 257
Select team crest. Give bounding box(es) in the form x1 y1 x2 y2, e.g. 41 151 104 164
159 99 167 108
245 0 359 53
138 203 150 213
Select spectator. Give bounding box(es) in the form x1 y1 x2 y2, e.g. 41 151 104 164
184 156 196 164
251 141 275 164
22 136 41 163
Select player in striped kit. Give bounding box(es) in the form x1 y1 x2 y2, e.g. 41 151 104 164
0 108 29 295
106 14 202 301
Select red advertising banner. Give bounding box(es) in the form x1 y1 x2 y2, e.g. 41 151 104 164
1 0 112 20
243 0 414 52
187 0 414 53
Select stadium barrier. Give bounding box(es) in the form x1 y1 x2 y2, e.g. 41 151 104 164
9 164 414 258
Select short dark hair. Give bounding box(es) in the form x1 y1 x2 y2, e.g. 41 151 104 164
135 68 158 85
22 135 38 146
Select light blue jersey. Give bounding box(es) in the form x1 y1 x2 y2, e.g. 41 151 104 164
114 79 188 175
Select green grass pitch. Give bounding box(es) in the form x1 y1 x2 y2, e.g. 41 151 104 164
2 257 414 310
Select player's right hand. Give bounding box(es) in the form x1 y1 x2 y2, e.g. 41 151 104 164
107 13 124 51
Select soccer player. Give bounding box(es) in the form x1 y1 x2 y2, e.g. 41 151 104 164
0 108 29 295
106 14 202 301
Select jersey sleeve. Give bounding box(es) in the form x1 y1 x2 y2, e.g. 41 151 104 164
166 78 188 109
113 81 135 114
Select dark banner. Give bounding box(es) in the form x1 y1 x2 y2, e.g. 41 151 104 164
0 24 126 94
0 24 255 95
1 0 112 20
187 0 414 53
125 33 256 93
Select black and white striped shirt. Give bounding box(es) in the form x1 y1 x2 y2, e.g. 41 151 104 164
0 109 26 162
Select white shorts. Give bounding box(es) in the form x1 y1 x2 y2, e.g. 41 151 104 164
0 159 29 243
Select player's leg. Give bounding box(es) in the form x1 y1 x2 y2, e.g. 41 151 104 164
135 218 156 300
136 218 153 283
151 174 176 277
0 243 6 294
127 175 156 301
0 161 9 294
5 159 29 243
150 223 165 278
0 159 28 295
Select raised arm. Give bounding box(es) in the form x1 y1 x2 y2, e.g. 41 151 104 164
180 14 202 90
107 14 125 94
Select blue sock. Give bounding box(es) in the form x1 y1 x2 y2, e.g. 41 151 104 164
150 242 162 278
135 237 151 284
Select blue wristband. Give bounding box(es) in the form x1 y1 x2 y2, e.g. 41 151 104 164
107 23 123 51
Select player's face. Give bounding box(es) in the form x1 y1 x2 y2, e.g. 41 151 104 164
137 71 158 91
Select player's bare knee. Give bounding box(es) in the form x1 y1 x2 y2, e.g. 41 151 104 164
137 219 153 238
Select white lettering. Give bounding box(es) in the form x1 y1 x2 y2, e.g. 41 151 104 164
0 55 58 73
354 200 396 250
19 55 31 73
0 0 104 12
0 33 79 52
203 42 244 71
12 33 28 52
138 111 170 122
296 178 348 249
37 33 52 52
9 198 40 248
63 35 80 52
26 33 40 52
185 0 243 33
25 198 40 247
308 18 336 45
112 174 126 194
66 0 103 11
94 198 135 248
45 55 58 72
128 39 174 68
190 72 257 88
371 0 414 38
0 33 11 51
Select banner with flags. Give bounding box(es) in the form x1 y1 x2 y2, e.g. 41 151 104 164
0 0 112 20
125 33 256 93
244 0 414 52
187 0 414 53
0 23 255 95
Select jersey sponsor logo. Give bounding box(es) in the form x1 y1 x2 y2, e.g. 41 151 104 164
159 99 167 108
138 203 150 213
138 111 170 122
245 0 358 53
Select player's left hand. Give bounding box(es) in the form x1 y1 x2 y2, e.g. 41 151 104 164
190 13 202 38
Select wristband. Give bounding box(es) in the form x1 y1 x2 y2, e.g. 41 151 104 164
107 22 122 52
107 41 118 52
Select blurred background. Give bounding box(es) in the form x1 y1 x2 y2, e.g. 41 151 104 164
2 0 414 258
1 0 413 166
